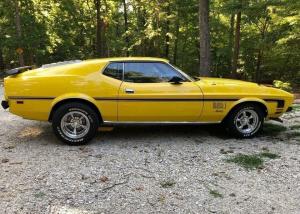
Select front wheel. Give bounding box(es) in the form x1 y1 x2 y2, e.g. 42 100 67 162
224 104 264 138
52 102 99 145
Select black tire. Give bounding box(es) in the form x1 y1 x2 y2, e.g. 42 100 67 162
224 104 264 138
52 102 99 145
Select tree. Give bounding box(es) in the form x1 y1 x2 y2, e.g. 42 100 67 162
228 13 235 72
0 0 299 86
199 0 211 76
14 0 24 66
164 1 171 59
0 48 4 70
94 0 107 57
232 11 241 78
122 0 129 56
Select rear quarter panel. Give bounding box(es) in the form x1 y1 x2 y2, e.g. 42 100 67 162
4 60 119 121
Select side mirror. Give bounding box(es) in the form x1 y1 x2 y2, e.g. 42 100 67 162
169 76 183 85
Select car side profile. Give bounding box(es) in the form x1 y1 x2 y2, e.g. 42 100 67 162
1 57 294 145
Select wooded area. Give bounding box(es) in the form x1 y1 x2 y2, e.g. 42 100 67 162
0 0 299 85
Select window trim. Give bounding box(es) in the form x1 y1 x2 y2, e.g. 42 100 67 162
101 62 124 81
166 63 194 82
123 61 192 83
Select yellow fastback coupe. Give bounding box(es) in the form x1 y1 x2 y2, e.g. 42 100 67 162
1 57 294 145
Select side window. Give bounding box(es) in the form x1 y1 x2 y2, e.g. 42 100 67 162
102 63 123 80
124 62 187 83
155 63 187 82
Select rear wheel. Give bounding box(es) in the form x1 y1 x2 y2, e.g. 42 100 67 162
52 102 99 145
224 104 264 138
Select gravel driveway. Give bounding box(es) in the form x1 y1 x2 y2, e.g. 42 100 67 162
0 85 300 214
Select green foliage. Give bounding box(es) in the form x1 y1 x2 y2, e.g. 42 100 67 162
273 80 292 92
209 189 223 198
227 154 264 170
34 191 46 198
160 180 176 188
227 152 280 170
0 0 299 85
292 105 300 112
290 125 300 130
286 131 300 139
259 152 280 159
264 123 287 135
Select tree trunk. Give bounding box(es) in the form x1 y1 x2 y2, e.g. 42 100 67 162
255 13 269 83
95 0 104 57
199 0 211 76
122 0 129 56
173 17 180 65
228 14 235 72
255 49 262 83
14 0 24 66
0 48 5 71
232 11 241 78
165 3 171 59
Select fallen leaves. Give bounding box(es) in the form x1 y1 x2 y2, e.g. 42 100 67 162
100 176 109 183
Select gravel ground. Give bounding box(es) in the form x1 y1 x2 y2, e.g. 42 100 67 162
0 85 300 214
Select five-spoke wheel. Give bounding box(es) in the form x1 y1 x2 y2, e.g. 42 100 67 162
224 104 264 138
235 109 259 135
52 102 99 145
61 111 91 139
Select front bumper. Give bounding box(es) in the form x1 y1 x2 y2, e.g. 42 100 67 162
1 100 9 109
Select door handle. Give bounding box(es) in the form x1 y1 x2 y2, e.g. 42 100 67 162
125 88 135 94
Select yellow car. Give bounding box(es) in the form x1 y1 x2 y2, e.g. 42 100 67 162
1 57 294 145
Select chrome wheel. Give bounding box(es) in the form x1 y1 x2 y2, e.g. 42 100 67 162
234 109 259 134
61 111 90 139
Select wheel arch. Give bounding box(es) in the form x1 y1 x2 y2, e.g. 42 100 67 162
222 98 269 122
49 94 102 122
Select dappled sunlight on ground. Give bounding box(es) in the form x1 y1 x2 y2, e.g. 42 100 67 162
18 126 44 139
48 205 91 214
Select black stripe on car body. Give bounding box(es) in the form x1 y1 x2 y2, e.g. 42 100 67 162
8 96 55 100
93 97 239 102
264 99 285 108
7 96 285 109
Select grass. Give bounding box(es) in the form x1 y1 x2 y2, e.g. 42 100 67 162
227 154 264 170
34 192 45 198
290 125 300 131
286 132 300 139
226 152 280 170
209 189 223 198
260 152 280 159
264 123 287 135
292 104 300 112
160 180 176 188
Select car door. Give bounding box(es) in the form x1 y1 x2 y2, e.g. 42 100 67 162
96 62 123 121
118 62 203 122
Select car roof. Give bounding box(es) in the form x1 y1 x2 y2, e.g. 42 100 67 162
86 57 169 63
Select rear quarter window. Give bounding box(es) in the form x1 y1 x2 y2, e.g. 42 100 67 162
102 63 123 80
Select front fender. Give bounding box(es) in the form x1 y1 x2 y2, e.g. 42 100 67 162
227 97 271 118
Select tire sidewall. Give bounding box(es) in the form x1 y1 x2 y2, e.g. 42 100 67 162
52 104 98 145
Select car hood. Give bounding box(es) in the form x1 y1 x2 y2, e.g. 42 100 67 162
194 77 294 100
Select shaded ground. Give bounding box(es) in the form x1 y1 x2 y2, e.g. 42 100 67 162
0 86 300 214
